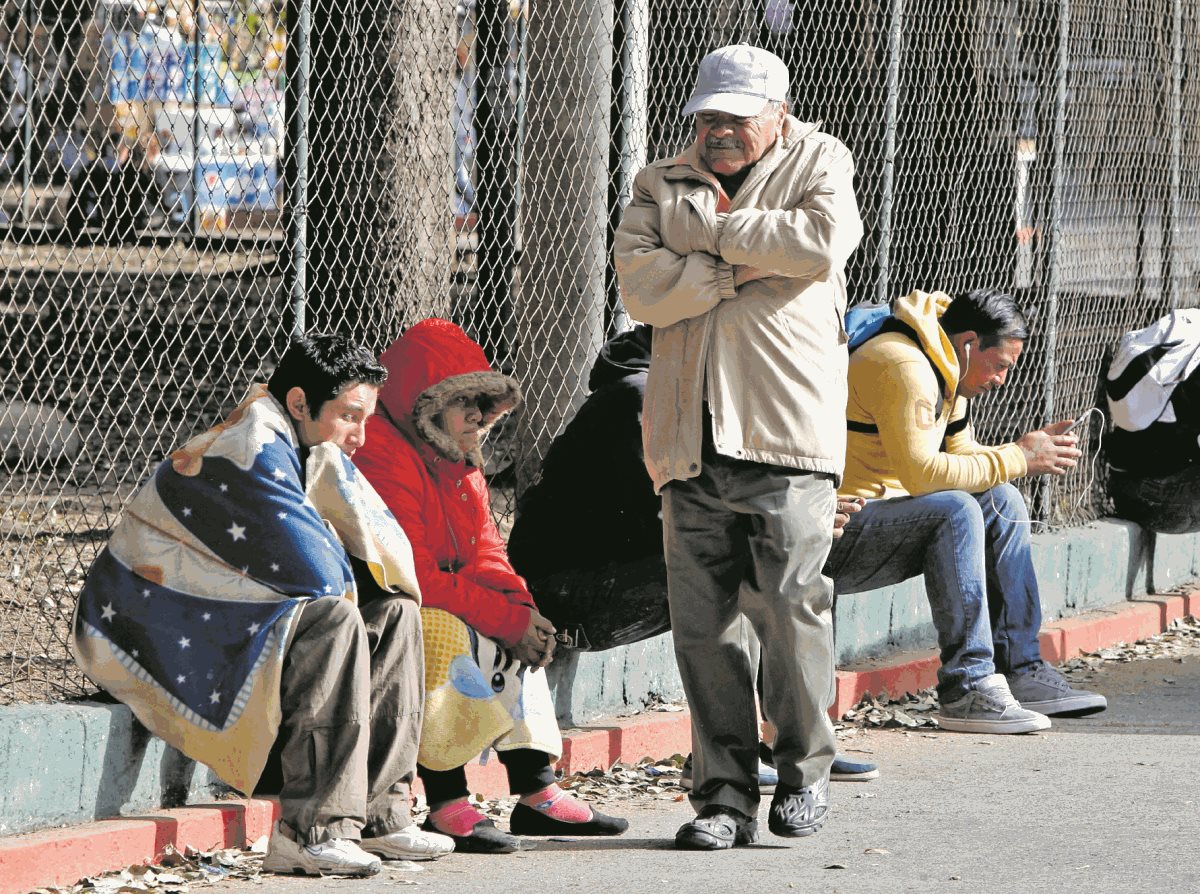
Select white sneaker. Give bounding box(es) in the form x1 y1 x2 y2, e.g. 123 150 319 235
361 824 456 861
936 673 1052 734
262 821 383 877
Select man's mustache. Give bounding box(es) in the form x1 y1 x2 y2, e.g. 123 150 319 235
706 138 741 150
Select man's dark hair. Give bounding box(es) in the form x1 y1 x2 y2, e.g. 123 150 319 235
939 288 1029 349
267 333 387 419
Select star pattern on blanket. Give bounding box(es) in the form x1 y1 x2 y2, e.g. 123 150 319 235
77 423 351 730
73 385 421 793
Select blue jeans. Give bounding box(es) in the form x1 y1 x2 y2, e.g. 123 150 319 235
823 483 1043 702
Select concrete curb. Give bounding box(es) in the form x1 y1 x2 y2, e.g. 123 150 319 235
3 589 1195 894
0 799 278 894
830 590 1199 718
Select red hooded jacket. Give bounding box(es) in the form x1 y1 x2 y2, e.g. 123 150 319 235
353 319 536 646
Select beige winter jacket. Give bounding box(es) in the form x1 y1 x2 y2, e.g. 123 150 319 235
614 116 864 492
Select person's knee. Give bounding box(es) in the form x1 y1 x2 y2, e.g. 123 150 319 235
321 594 362 627
299 593 363 635
928 490 983 527
301 597 370 662
361 595 418 632
987 483 1028 522
360 597 422 661
917 491 986 558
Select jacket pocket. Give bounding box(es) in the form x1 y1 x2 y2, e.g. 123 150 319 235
682 191 719 254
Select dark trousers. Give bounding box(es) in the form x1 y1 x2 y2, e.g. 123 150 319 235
662 434 838 818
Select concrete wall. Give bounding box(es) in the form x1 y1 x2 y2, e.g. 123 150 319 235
1 519 1196 836
0 703 221 836
550 519 1200 720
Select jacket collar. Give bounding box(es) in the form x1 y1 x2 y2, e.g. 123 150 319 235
378 404 471 477
663 115 822 203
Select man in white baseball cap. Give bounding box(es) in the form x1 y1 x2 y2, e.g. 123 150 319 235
615 45 864 851
681 43 790 117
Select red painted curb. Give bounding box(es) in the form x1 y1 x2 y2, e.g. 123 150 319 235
831 655 942 720
1043 600 1167 660
0 799 278 894
1129 595 1187 630
2 589 1194 894
440 712 694 802
1183 589 1200 618
557 711 693 772
828 592 1195 719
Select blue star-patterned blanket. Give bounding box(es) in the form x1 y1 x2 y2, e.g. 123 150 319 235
71 384 420 793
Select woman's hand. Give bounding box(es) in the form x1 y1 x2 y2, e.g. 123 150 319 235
511 609 557 670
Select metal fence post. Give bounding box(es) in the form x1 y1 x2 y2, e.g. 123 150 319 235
1042 0 1070 524
286 0 311 337
190 0 202 242
876 0 904 305
19 0 33 226
1166 0 1183 312
609 0 649 335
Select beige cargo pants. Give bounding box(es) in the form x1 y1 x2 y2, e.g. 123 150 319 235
275 593 423 844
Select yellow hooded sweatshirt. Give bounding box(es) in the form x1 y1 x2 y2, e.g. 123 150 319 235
840 290 1027 500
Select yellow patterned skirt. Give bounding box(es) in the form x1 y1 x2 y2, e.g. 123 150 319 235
418 607 562 771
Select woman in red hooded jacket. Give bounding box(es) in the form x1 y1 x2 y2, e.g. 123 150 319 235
354 319 627 853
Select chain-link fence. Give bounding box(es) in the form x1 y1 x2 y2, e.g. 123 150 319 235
2 0 1199 704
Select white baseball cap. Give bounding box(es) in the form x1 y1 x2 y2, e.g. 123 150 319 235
681 44 790 118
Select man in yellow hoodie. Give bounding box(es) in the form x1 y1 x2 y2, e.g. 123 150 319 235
827 288 1107 733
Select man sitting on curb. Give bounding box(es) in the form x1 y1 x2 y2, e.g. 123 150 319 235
72 334 454 877
828 288 1108 733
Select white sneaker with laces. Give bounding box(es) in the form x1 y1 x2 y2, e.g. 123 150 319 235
262 821 382 877
361 824 456 860
935 673 1052 734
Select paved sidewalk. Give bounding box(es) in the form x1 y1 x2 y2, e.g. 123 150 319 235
2 589 1197 894
211 642 1200 894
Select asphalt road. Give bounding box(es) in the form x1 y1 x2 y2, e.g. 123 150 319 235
213 647 1200 894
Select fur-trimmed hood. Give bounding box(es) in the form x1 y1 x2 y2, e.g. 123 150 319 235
377 318 521 466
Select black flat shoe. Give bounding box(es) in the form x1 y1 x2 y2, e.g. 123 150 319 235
422 815 531 853
508 802 629 836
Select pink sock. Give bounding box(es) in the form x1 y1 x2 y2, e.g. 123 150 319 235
518 784 593 823
428 799 486 837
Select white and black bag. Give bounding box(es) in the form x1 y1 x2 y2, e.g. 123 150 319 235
1105 309 1200 476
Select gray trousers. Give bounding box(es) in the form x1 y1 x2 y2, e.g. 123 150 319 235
276 594 423 844
662 445 837 818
